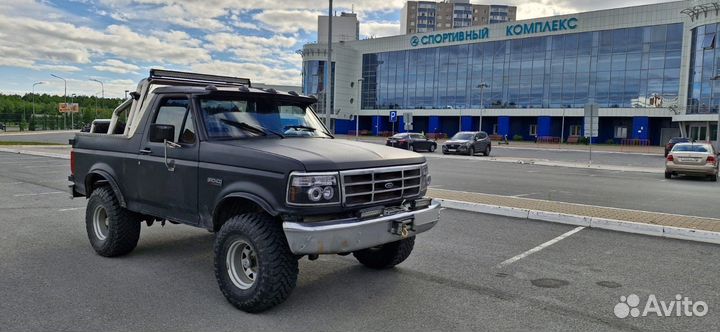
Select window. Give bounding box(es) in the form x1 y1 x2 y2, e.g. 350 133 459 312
153 98 195 144
479 132 488 139
702 33 716 49
529 124 537 136
569 125 582 136
614 126 628 139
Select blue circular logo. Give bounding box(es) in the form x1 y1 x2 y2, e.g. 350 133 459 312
410 36 419 47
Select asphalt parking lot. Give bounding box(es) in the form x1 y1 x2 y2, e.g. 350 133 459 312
1 152 718 331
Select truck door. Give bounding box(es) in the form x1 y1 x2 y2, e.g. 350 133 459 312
137 96 200 224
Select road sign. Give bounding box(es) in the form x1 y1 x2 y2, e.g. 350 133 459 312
59 103 79 113
583 103 598 137
389 111 397 123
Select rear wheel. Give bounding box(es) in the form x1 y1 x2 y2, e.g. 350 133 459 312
353 237 415 269
665 171 672 179
429 144 436 152
85 186 141 257
214 212 298 313
483 145 491 156
710 173 718 182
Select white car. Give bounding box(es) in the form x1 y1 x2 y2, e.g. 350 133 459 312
665 143 718 182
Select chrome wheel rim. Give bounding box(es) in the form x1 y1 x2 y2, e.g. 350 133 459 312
92 205 109 241
226 239 258 290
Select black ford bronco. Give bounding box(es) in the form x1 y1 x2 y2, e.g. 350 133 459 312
69 70 440 312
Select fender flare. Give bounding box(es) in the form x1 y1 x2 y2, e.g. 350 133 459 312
213 192 278 219
84 169 127 208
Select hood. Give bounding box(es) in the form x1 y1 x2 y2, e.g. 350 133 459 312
445 140 471 144
213 138 426 171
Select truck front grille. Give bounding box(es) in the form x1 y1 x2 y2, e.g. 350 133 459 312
340 164 423 207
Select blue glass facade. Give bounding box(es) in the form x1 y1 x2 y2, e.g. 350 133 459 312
302 60 335 110
687 23 720 114
361 23 683 111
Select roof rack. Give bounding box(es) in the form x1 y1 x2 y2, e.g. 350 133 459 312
149 69 251 87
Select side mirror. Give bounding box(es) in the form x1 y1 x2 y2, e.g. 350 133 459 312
149 124 175 143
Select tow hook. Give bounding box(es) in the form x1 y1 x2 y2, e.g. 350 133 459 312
390 219 414 238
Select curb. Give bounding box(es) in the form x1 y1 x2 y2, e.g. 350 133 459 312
435 198 720 245
0 147 69 160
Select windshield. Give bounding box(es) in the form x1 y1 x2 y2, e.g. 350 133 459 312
199 96 331 139
451 133 474 140
672 145 709 152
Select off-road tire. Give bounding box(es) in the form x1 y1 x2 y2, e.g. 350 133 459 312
353 237 415 269
85 186 141 257
214 212 298 313
665 171 672 179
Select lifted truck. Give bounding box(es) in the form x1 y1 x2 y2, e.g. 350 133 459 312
69 69 440 312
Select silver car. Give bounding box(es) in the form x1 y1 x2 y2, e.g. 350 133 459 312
665 143 718 181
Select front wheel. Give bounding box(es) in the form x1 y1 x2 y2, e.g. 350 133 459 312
468 146 475 156
85 186 141 257
483 145 491 156
353 237 415 269
214 213 298 313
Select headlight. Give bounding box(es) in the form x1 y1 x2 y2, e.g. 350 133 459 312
287 172 341 205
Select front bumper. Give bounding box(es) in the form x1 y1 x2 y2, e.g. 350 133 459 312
282 199 441 255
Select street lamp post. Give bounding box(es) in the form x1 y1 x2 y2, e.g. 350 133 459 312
50 74 67 129
325 0 333 132
356 78 363 139
32 81 46 131
477 82 489 132
90 79 104 119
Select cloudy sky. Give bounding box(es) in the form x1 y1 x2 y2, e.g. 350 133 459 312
0 0 671 97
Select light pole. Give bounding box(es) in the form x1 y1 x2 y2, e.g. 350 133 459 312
560 106 566 144
477 82 489 132
125 90 129 99
356 78 363 139
325 0 333 132
90 79 104 119
32 81 46 131
50 74 67 129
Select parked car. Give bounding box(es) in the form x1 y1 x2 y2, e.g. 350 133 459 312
0 123 6 131
665 143 718 181
69 69 439 313
665 137 690 157
442 131 492 156
385 132 437 152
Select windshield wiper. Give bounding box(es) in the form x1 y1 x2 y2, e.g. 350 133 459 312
284 125 316 132
220 119 285 139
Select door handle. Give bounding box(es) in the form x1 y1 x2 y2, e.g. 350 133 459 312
139 148 152 155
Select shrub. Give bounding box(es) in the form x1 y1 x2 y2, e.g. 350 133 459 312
512 134 524 141
605 139 615 145
578 137 590 145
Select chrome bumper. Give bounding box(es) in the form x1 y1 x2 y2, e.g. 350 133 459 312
283 200 441 255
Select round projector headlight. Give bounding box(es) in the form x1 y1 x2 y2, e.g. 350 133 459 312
307 186 323 202
322 186 334 200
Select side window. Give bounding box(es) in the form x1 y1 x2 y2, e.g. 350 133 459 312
153 98 195 144
479 132 488 139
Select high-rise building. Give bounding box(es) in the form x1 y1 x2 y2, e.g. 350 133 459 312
401 1 517 34
318 12 360 42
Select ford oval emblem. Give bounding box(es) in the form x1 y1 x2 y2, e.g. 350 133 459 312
384 182 394 189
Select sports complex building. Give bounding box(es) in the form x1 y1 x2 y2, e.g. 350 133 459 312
300 0 720 145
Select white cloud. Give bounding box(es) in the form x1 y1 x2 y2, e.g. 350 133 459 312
253 10 322 34
191 60 301 86
360 21 400 39
93 59 140 74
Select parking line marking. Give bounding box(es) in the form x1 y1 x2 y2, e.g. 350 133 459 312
58 207 84 212
495 226 585 268
14 191 64 197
